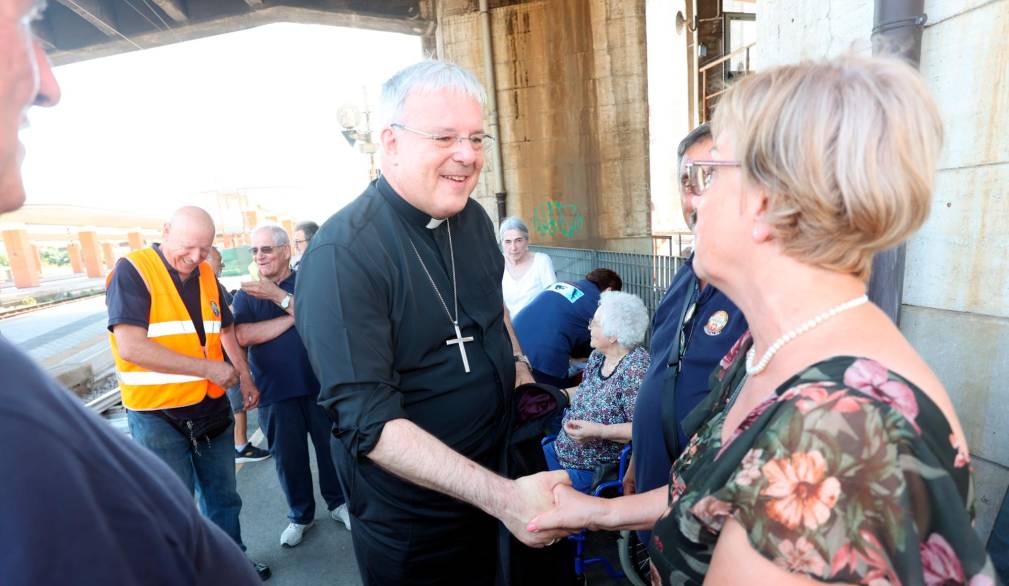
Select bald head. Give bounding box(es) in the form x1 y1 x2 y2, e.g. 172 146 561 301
162 206 216 278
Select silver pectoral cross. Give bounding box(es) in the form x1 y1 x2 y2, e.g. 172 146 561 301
445 323 475 373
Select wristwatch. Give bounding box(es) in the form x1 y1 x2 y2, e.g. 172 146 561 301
279 293 292 310
513 354 532 370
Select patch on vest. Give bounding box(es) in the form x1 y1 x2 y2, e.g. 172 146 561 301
704 310 729 336
210 301 221 317
545 282 584 303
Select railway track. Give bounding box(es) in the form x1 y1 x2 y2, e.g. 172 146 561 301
0 290 105 320
86 388 122 414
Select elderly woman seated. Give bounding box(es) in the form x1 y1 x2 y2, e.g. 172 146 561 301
527 53 997 586
542 291 650 494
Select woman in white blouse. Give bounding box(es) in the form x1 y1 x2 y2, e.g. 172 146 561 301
500 217 556 317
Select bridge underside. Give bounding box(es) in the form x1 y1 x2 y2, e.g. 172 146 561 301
36 0 430 65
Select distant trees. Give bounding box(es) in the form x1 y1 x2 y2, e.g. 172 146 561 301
40 247 70 267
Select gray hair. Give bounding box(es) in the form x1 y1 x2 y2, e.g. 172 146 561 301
596 291 649 349
676 123 712 172
380 60 487 127
498 216 530 242
294 220 319 241
252 224 290 247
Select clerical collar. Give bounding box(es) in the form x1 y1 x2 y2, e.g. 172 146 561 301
376 175 451 230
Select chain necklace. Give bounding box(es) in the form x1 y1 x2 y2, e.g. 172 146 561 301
405 220 474 373
745 294 869 376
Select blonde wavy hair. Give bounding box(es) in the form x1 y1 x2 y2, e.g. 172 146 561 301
711 53 944 280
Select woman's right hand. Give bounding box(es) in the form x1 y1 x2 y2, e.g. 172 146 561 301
527 484 610 535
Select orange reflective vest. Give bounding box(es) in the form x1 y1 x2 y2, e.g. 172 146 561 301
107 247 226 410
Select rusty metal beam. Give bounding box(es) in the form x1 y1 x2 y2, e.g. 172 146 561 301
54 0 120 38
148 0 188 22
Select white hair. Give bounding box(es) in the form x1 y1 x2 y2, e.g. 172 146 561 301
597 291 649 349
252 224 289 246
380 59 487 128
498 216 530 242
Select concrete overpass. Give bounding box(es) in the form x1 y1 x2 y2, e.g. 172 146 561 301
37 0 430 65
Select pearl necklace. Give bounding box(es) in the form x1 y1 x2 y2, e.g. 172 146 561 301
745 294 869 375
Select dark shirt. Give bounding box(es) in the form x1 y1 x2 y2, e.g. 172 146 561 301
296 176 513 518
106 244 233 420
632 258 747 497
0 337 258 585
232 270 319 407
512 279 600 380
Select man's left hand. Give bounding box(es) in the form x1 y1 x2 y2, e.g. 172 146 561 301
515 361 534 388
240 375 261 410
241 279 286 304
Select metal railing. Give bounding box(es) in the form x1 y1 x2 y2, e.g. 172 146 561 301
699 42 755 123
530 245 686 321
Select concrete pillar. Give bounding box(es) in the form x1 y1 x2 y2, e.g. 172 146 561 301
242 210 259 232
29 244 43 277
1 229 40 288
101 242 116 270
127 231 144 251
67 243 83 273
78 230 103 278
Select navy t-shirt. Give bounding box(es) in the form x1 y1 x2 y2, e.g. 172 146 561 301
512 279 601 380
232 270 320 407
0 337 259 585
106 244 234 420
631 259 747 498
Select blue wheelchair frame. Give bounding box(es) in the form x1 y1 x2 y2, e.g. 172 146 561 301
541 435 633 580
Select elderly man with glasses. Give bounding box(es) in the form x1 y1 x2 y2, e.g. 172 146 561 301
621 124 748 547
295 59 568 585
233 225 349 548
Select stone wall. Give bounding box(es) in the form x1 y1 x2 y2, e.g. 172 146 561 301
432 0 652 252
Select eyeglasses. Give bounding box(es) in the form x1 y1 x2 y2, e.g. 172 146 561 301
391 123 496 151
683 160 741 195
249 245 286 255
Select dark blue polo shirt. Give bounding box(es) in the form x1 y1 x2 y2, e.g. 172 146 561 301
631 258 747 498
0 338 259 585
512 279 601 380
232 270 319 407
106 244 234 420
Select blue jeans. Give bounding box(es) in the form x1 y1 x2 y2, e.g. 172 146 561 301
260 395 345 524
542 439 594 494
127 410 244 549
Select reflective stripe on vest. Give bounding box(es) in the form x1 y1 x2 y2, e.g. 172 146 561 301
107 247 226 411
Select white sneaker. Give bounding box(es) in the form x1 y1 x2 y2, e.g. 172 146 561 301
330 503 351 531
280 521 315 547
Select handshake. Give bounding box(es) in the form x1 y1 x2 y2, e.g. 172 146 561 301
500 470 607 548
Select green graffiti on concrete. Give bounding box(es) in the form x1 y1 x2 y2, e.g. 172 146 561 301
532 199 584 238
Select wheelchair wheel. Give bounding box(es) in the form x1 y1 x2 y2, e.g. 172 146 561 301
617 530 650 586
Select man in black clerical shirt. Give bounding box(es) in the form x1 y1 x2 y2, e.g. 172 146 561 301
296 60 568 585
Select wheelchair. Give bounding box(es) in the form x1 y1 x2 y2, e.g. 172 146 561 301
541 436 649 585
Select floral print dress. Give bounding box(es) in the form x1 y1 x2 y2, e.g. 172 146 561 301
649 333 997 586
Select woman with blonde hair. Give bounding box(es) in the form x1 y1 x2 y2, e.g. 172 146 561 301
527 53 996 585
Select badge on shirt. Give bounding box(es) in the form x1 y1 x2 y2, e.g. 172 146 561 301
210 301 221 318
546 282 584 303
704 310 729 336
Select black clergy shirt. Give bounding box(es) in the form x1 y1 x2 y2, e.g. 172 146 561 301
295 177 514 516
